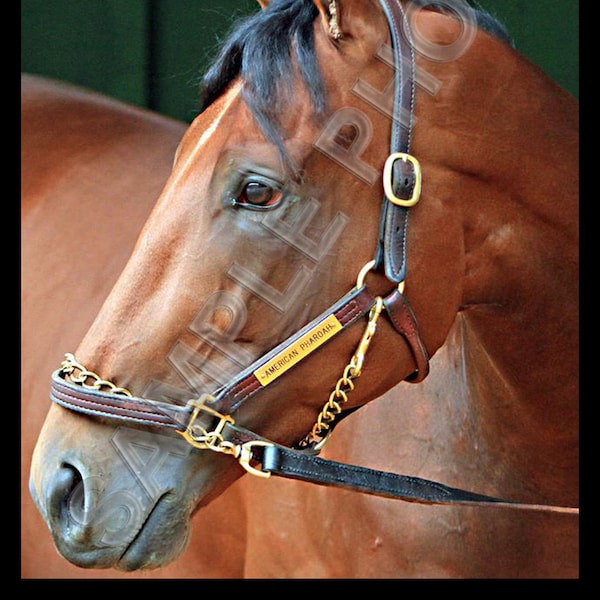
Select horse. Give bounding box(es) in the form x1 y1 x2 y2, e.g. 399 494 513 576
26 0 579 578
21 74 252 578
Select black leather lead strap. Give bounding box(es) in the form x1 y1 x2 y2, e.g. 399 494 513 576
252 441 577 513
221 424 578 513
260 444 509 506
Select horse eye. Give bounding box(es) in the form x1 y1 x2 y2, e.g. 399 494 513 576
235 181 282 210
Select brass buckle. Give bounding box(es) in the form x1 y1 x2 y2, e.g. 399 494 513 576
178 394 235 451
178 397 275 478
383 152 422 207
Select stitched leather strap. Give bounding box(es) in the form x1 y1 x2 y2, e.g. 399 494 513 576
210 285 377 414
373 0 417 283
49 286 381 428
50 370 191 430
49 285 429 429
220 424 578 514
49 283 429 436
384 288 430 382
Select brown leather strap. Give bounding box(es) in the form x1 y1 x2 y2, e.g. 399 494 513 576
211 285 377 414
49 284 431 428
50 370 191 430
383 288 430 383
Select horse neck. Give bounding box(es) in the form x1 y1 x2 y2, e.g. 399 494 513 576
413 31 578 438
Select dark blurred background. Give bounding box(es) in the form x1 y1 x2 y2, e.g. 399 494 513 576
21 0 578 123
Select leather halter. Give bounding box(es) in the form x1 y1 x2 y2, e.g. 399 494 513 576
48 1 578 514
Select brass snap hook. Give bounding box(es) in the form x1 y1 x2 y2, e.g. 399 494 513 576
238 441 273 478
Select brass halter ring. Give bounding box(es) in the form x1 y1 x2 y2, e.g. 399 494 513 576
356 259 405 294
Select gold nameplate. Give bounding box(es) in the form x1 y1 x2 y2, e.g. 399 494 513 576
253 314 343 386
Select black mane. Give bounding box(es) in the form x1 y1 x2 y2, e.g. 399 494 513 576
199 0 511 159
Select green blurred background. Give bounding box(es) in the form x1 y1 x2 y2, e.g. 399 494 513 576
21 0 578 123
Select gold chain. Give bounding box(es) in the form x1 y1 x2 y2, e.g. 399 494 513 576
59 353 133 397
298 297 384 449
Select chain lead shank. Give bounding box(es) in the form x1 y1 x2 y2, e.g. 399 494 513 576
299 296 384 449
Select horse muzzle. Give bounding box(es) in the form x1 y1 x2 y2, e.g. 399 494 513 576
28 403 229 570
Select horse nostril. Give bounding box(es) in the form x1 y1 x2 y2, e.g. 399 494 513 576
47 464 84 526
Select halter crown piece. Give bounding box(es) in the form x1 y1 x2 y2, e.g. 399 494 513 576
48 1 577 514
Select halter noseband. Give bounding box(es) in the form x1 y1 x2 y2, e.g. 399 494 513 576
47 1 578 515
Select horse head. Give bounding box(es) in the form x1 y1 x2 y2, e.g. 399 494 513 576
29 0 578 572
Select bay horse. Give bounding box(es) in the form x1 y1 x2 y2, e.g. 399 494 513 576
27 0 578 578
21 74 249 578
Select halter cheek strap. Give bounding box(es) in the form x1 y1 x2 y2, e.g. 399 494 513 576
211 286 376 412
373 0 417 284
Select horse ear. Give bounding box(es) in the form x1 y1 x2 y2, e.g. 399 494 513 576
256 0 270 8
313 0 343 40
